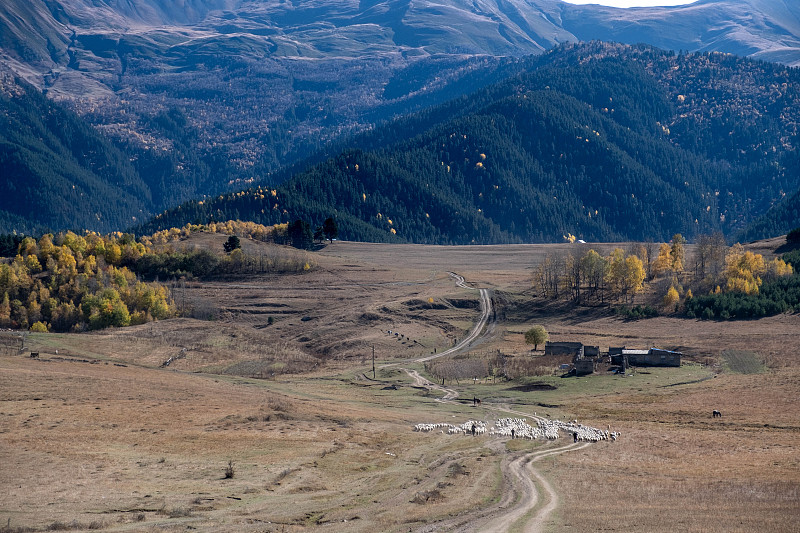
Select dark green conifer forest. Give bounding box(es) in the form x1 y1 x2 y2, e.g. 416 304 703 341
137 45 800 244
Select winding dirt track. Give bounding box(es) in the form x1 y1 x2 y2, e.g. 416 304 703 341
407 273 591 533
415 272 494 364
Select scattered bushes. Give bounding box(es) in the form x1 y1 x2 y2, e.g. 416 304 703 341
685 275 800 319
616 304 659 320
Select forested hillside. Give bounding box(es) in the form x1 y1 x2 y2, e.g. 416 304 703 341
738 190 800 243
0 79 264 234
138 44 800 244
0 81 147 234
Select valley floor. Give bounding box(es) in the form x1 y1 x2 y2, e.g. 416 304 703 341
1 242 798 531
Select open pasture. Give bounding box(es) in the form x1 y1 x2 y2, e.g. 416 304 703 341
1 240 798 531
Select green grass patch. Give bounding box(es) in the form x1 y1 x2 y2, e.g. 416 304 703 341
722 350 766 374
443 364 714 416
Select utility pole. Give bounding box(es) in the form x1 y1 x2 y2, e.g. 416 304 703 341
372 345 376 379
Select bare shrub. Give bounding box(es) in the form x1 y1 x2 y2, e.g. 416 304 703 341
224 460 235 479
502 353 573 379
167 507 192 518
448 463 469 477
265 393 291 412
411 489 443 504
186 297 218 320
44 520 103 531
0 522 36 533
272 466 300 485
425 359 488 383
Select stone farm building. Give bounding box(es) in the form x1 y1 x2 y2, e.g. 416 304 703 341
546 342 601 375
545 341 584 357
612 348 682 367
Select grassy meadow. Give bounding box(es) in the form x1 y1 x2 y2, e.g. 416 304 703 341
1 239 798 532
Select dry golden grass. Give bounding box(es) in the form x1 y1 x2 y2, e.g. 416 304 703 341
1 240 798 531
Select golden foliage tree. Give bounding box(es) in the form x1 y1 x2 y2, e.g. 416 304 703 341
663 286 680 308
623 255 646 302
670 234 686 273
724 244 765 295
652 243 672 278
524 325 549 351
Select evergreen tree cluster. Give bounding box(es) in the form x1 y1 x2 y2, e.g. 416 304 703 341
0 81 147 234
683 247 798 320
0 83 260 235
685 275 800 320
139 44 800 244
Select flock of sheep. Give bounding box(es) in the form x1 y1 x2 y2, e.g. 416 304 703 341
413 417 619 442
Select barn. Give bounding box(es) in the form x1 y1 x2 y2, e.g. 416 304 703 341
624 348 682 367
545 341 583 357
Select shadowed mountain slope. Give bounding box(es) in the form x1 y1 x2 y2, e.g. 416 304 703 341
136 44 800 244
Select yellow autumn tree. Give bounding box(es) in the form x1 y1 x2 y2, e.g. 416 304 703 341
623 255 646 302
765 257 793 281
663 286 680 308
724 245 765 295
29 321 48 333
0 292 11 327
670 234 686 273
605 248 626 299
652 243 672 278
37 234 55 265
606 249 645 302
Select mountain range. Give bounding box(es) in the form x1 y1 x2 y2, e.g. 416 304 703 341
1 0 799 239
2 0 798 166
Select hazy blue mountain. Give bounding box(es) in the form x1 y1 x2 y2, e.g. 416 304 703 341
1 0 798 175
562 0 800 66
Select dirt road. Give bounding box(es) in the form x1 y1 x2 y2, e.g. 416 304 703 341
415 272 494 363
405 368 458 401
406 273 590 533
416 441 590 533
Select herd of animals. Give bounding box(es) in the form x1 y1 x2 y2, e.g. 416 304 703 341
413 417 620 442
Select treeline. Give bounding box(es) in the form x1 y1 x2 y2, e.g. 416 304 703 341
684 234 800 320
0 219 317 331
534 244 651 304
134 220 316 279
685 275 800 320
532 231 797 320
0 232 174 332
140 45 800 244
